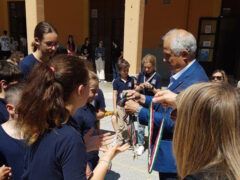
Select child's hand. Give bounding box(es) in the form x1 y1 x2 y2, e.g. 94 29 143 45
143 82 153 89
86 164 92 179
84 128 115 152
0 165 11 180
99 143 130 163
139 83 145 90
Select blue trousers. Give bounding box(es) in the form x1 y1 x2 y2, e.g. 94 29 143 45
137 122 145 145
112 62 118 80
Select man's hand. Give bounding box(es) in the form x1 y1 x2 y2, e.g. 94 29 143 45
152 90 177 108
84 128 115 152
122 90 140 100
124 100 140 114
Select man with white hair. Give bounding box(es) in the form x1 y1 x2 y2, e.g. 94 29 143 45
124 29 209 180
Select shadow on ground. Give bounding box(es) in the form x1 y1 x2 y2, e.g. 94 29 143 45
105 170 120 180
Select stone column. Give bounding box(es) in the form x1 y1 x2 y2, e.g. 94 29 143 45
123 0 145 76
25 0 45 54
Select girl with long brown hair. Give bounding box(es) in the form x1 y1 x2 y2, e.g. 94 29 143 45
173 83 240 179
19 21 58 80
18 54 129 180
66 34 76 56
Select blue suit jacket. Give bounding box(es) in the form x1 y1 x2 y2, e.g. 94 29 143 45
139 60 209 173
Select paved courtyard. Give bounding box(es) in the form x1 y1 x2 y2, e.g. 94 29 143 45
99 82 159 180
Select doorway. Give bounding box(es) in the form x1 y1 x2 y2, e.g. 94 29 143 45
90 0 125 81
8 1 27 48
214 0 240 82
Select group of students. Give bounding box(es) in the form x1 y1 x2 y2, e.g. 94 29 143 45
0 21 130 180
1 20 240 180
111 54 162 155
66 34 112 83
0 30 27 60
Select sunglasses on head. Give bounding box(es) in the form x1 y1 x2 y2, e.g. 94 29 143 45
211 76 223 80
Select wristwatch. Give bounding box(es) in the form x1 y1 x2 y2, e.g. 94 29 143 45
134 105 143 116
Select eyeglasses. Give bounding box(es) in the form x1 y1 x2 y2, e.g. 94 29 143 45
170 108 177 123
43 41 59 49
211 76 223 80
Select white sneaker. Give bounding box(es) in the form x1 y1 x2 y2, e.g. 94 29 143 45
136 145 145 156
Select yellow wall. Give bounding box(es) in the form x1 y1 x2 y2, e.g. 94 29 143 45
0 0 10 34
187 0 222 36
44 0 89 46
143 0 189 48
0 0 221 48
143 0 222 48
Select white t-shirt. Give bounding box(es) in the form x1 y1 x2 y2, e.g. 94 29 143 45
0 35 10 51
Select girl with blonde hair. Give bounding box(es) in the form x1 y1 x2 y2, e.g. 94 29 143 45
211 69 228 83
173 82 240 179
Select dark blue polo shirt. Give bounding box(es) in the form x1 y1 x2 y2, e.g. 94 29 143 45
137 71 162 96
0 126 25 180
0 98 8 124
22 118 87 180
92 89 106 111
73 103 99 170
113 76 135 103
19 54 38 81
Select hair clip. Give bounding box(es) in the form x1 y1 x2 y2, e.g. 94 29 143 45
50 66 55 72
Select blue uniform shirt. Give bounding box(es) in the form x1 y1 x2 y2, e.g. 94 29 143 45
22 118 87 180
19 54 38 81
137 71 162 96
0 98 8 124
113 76 135 103
73 103 99 170
92 89 106 111
0 126 25 180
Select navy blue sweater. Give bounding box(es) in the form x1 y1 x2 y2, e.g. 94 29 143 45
22 119 87 180
0 126 25 180
0 98 8 124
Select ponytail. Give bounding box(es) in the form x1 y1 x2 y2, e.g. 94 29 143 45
17 55 89 144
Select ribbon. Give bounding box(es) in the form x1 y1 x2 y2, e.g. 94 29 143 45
128 115 136 146
120 92 137 150
148 101 165 173
144 72 156 83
